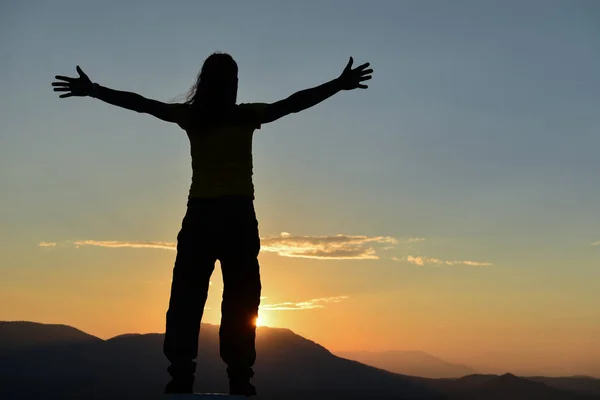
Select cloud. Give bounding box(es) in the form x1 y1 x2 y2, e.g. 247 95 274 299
142 279 212 286
592 241 600 247
453 260 492 266
405 256 443 266
404 255 491 267
73 240 176 251
259 296 349 311
39 233 423 260
260 232 398 259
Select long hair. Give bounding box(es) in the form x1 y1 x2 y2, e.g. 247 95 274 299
185 52 238 108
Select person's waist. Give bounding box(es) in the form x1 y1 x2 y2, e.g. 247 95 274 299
188 193 253 202
185 195 256 218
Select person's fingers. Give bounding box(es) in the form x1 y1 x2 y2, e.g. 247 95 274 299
361 68 373 75
358 84 368 89
52 82 70 87
55 75 75 82
53 87 71 92
354 62 370 71
359 75 372 82
344 57 354 71
59 93 74 98
76 65 87 78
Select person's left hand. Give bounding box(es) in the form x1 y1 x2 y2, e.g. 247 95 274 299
337 57 373 90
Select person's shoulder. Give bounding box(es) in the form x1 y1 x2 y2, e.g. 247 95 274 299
170 103 193 130
237 103 268 129
238 102 268 111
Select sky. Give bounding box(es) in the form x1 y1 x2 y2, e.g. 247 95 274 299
1 0 599 376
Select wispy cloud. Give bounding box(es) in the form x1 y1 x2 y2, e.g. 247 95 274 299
73 240 176 251
38 240 176 251
41 233 420 260
142 279 213 286
403 255 491 267
260 232 399 259
591 240 600 247
259 296 349 311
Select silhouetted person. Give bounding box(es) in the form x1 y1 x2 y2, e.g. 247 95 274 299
52 53 373 396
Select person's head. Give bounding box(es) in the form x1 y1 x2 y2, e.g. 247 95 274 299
186 52 238 107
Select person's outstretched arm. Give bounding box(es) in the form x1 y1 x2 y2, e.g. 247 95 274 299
52 66 188 125
261 57 373 124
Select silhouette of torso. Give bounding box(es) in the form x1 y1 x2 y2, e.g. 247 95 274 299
182 103 266 199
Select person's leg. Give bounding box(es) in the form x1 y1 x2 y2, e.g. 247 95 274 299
163 200 217 393
218 197 262 395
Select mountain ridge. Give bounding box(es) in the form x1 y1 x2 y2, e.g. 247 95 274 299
0 321 443 399
335 349 477 378
1 321 599 400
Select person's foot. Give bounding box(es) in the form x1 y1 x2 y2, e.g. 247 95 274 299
164 376 194 394
229 378 257 396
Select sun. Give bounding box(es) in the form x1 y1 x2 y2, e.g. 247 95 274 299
254 314 267 327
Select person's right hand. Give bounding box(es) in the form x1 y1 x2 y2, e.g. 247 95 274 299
52 66 94 98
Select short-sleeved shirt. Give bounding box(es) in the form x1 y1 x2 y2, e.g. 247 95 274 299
179 103 267 200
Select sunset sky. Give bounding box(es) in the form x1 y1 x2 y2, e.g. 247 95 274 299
2 0 599 376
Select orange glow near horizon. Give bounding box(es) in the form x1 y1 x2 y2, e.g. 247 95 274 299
1 240 599 379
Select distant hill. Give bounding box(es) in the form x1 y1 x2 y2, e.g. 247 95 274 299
335 350 477 378
419 373 600 400
457 352 600 378
0 321 443 400
530 376 600 398
1 321 598 400
0 321 101 347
